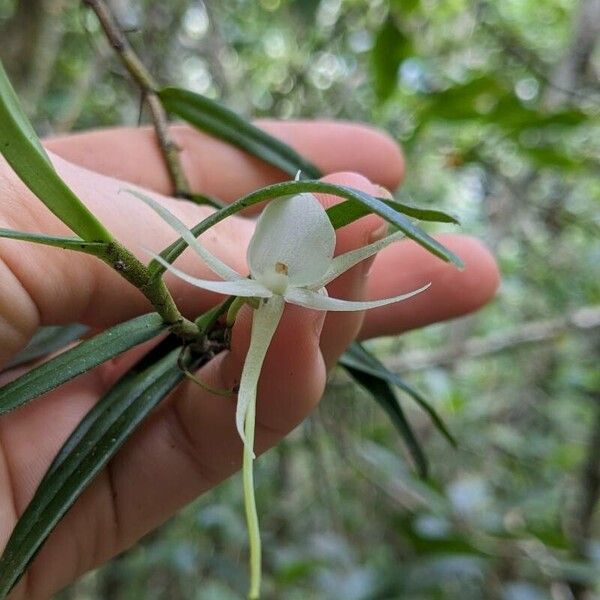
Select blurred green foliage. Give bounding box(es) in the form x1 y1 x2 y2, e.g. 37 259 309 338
1 0 599 598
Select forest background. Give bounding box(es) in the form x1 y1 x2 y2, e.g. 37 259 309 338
1 0 599 598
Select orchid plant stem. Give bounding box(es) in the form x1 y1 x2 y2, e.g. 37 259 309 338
97 240 199 340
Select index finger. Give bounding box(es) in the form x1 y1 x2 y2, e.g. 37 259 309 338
44 121 405 201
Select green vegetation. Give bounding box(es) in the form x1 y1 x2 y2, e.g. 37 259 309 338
1 0 599 598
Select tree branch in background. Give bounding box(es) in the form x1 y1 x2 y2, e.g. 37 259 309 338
20 0 68 115
55 41 109 132
565 393 600 600
83 0 191 199
385 305 600 373
545 0 600 108
476 1 600 104
0 0 45 87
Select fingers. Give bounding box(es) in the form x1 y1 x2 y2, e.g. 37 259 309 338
359 234 500 339
0 161 500 596
1 226 500 596
0 171 385 597
1 272 330 600
1 299 328 598
44 120 405 200
1 150 376 366
309 173 499 354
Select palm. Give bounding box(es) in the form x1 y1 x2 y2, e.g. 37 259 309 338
0 121 498 599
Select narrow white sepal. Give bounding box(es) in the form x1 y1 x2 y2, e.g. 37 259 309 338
311 230 406 289
284 283 431 312
235 296 285 457
147 251 272 298
127 188 242 282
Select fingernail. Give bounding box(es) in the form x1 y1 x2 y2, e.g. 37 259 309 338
360 254 378 279
313 311 326 338
368 185 392 243
374 185 394 199
368 221 389 244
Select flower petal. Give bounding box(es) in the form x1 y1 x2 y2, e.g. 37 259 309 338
147 251 272 298
311 230 405 289
247 193 335 288
236 296 285 456
284 283 431 311
127 189 242 282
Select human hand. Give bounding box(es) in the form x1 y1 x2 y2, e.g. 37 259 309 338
0 121 498 598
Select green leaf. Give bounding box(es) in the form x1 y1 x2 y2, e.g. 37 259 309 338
195 297 235 333
0 228 109 253
491 95 588 130
419 75 588 132
391 0 420 11
0 60 112 242
340 342 456 447
6 324 89 370
324 186 463 267
344 362 429 478
0 313 168 416
516 144 587 170
40 335 181 484
149 180 463 278
371 16 412 102
0 64 48 160
419 76 506 123
326 198 459 228
0 338 191 597
158 87 322 179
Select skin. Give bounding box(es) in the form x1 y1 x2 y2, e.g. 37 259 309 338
0 121 500 599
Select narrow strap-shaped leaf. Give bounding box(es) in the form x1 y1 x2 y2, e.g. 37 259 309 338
0 228 108 254
326 198 459 228
0 313 167 416
327 186 463 267
0 60 112 242
149 180 462 278
344 363 428 478
0 342 192 597
6 324 89 370
40 335 181 483
340 342 456 447
158 86 321 179
0 63 47 159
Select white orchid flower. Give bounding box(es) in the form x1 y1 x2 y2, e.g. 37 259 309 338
135 190 429 449
133 190 430 599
